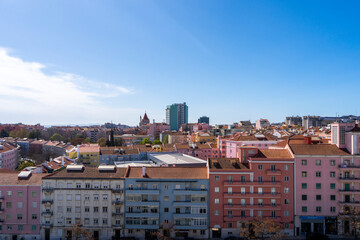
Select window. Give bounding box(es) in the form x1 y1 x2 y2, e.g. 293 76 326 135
316 172 321 177
302 183 307 189
175 184 180 189
316 195 321 200
57 194 63 201
66 194 72 201
241 210 246 217
85 194 90 200
215 187 219 192
103 207 108 213
302 195 307 200
6 202 11 208
241 176 246 183
164 196 169 201
17 214 22 220
6 191 12 196
330 160 335 166
215 198 219 204
284 164 289 170
76 183 81 188
284 176 289 182
7 225 12 231
214 210 219 216
164 208 169 212
284 211 290 217
94 207 99 212
271 176 276 183
32 225 36 231
32 191 37 197
32 202 37 208
258 210 263 217
241 187 246 194
316 160 321 166
302 171 307 177
228 222 233 228
17 191 23 197
228 176 233 183
214 176 220 181
316 183 321 189
258 164 263 170
75 194 81 201
32 214 37 220
316 206 322 212
85 183 90 188
330 195 336 201
228 187 232 195
94 194 99 200
330 206 336 212
228 199 232 205
301 160 307 166
17 202 23 209
75 207 81 213
284 188 289 194
258 199 263 206
258 176 263 183
330 172 335 177
164 184 169 190
258 187 263 195
330 183 336 189
103 218 108 225
57 206 63 213
284 199 289 205
302 206 307 212
66 218 72 224
103 194 108 200
85 207 89 212
271 211 276 217
271 187 276 195
67 207 72 213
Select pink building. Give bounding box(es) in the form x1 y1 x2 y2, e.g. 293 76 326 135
0 141 20 170
147 122 170 139
0 170 46 239
225 135 280 158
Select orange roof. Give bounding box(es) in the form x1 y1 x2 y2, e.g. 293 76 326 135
252 149 293 159
0 172 47 185
208 158 249 170
290 144 349 156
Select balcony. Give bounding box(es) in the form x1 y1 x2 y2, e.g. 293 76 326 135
125 224 159 229
174 224 207 230
173 201 207 206
126 212 159 218
42 199 53 204
43 187 54 192
112 212 124 217
339 189 360 193
41 211 53 216
112 224 122 228
339 177 360 181
339 164 360 169
112 200 124 205
126 189 159 195
173 189 207 195
126 201 160 207
111 188 124 193
339 201 360 206
42 223 53 228
173 212 206 218
266 169 282 175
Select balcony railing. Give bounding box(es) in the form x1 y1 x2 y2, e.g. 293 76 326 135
42 199 54 204
112 212 124 216
112 200 123 205
339 189 360 192
339 177 360 180
339 201 360 204
41 211 53 216
339 164 360 169
43 187 54 192
111 188 124 193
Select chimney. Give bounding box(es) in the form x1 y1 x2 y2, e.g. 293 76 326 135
142 166 146 177
305 136 312 145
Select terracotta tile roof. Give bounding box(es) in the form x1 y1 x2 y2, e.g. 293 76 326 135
290 144 349 156
0 142 17 153
126 167 208 179
78 144 100 153
350 124 360 132
208 158 249 170
43 167 127 179
0 172 47 185
252 149 293 159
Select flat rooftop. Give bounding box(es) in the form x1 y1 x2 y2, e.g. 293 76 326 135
149 153 207 166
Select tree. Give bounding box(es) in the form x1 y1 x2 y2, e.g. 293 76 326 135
114 138 123 146
240 218 284 240
153 139 162 144
152 221 174 240
84 137 91 143
9 129 28 138
17 161 35 171
50 133 63 142
71 138 85 146
66 224 93 240
141 138 152 145
163 135 169 144
339 205 360 239
97 137 107 147
28 129 41 139
0 129 9 138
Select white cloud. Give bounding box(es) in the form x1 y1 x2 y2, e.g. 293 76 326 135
0 48 139 125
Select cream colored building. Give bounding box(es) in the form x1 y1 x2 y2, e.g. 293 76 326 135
41 165 127 240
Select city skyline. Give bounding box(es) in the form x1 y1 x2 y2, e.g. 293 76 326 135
1 1 360 125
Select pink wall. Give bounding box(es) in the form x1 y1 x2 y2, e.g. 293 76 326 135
226 140 279 158
0 148 18 170
0 185 41 235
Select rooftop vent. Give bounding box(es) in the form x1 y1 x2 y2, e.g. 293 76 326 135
66 165 84 172
18 171 32 180
98 165 116 172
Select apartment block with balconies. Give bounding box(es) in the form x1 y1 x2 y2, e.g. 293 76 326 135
40 165 126 240
124 166 209 240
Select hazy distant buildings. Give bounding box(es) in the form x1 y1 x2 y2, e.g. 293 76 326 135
255 118 270 129
166 102 188 131
285 116 302 126
198 116 209 124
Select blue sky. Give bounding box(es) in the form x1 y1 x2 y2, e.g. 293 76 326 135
0 0 360 125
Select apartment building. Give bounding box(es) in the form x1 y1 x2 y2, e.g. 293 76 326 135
124 166 209 239
68 144 100 167
208 148 294 239
0 170 45 240
41 165 127 240
0 141 20 170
